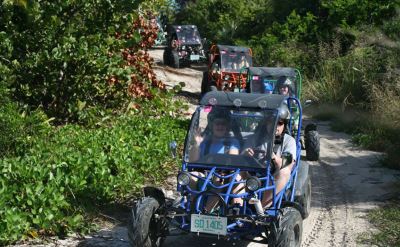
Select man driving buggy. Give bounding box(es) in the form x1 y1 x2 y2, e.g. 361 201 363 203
277 76 294 96
242 105 296 207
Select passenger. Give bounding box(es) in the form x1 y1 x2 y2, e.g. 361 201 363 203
263 80 274 94
242 106 296 207
232 54 249 70
252 79 274 94
238 54 249 69
189 108 239 161
189 108 241 212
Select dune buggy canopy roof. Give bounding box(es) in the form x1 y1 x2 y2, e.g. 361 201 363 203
200 91 286 109
169 25 202 45
216 45 252 54
247 67 296 77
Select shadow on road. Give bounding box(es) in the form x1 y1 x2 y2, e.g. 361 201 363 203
176 90 200 105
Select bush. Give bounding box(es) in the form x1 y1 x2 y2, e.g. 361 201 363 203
0 114 188 244
0 103 50 158
0 1 168 122
0 61 50 157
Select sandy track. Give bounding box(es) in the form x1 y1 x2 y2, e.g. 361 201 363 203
14 49 400 247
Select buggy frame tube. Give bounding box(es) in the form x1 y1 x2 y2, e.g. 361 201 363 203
295 68 302 100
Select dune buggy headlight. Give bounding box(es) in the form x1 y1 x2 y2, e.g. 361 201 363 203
246 176 261 192
224 75 230 80
177 172 191 186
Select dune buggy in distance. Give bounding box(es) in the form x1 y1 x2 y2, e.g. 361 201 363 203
245 67 320 161
163 25 206 68
128 91 311 247
201 45 252 95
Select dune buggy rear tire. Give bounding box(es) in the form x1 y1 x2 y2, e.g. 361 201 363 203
209 83 217 91
296 177 311 219
305 130 320 161
268 207 303 247
128 197 166 247
169 49 180 68
162 49 169 66
201 71 209 95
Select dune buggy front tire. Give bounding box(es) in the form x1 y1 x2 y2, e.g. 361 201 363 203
269 207 303 247
305 130 320 161
128 197 167 247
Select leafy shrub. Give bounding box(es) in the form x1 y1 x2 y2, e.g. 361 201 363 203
0 1 168 122
0 103 50 158
0 61 50 157
0 114 188 244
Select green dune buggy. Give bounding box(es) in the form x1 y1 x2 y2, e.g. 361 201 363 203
244 67 320 161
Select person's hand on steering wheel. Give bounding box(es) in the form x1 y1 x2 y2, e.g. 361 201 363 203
243 147 255 156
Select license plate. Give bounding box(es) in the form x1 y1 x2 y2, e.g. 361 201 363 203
190 214 227 235
190 54 200 61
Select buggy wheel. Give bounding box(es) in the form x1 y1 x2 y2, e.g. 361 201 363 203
305 130 320 161
209 82 217 91
297 177 311 219
162 49 169 66
169 49 180 68
269 207 303 247
128 197 167 247
201 71 209 95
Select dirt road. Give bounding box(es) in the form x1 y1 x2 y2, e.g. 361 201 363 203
16 49 400 247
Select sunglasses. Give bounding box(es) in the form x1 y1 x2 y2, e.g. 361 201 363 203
277 121 285 126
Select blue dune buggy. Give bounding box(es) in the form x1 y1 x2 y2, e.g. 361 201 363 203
128 91 311 247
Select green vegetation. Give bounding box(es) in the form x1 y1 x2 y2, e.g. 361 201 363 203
176 0 400 168
0 0 187 244
358 202 400 247
0 113 187 243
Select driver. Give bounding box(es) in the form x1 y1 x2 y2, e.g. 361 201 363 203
242 105 296 207
277 76 294 96
186 28 200 43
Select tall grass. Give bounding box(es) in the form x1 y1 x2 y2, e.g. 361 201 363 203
303 35 400 169
358 201 400 246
